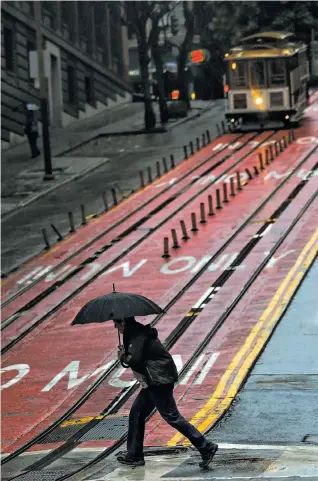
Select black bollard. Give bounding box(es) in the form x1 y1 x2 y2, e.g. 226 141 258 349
206 129 211 143
208 194 215 215
200 202 207 223
216 189 222 209
245 168 253 180
196 137 200 151
68 212 76 233
111 188 118 206
184 145 188 160
147 166 152 184
170 154 175 169
191 212 199 231
171 229 180 248
269 145 274 161
156 161 161 178
162 157 168 173
162 237 170 258
230 177 236 196
50 223 63 241
180 220 190 240
259 152 265 170
80 204 87 225
189 141 194 156
42 228 50 249
102 191 108 211
223 183 229 203
236 171 242 191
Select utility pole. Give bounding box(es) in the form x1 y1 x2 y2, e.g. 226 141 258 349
34 1 54 181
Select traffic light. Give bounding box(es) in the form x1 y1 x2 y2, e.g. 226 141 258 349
171 14 179 36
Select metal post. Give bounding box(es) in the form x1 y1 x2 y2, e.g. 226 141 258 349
236 171 242 191
280 139 285 152
269 145 274 161
191 212 198 231
50 223 63 241
80 204 87 225
206 129 211 143
245 168 253 180
140 171 145 188
180 220 190 239
291 128 296 141
265 149 270 165
283 136 287 149
102 191 108 211
162 237 170 258
111 188 118 205
230 177 236 196
170 154 175 169
183 145 188 160
156 161 161 178
189 141 194 156
259 152 264 170
223 183 229 203
42 227 50 249
216 124 221 137
200 202 207 223
221 120 226 134
196 137 200 151
253 165 259 175
275 142 280 156
216 189 222 209
147 166 152 184
68 212 76 233
171 229 180 248
35 2 54 181
208 194 215 215
202 133 206 147
162 157 168 173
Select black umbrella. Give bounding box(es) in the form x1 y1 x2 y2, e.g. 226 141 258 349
72 284 164 326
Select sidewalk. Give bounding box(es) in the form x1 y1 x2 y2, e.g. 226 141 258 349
1 100 213 219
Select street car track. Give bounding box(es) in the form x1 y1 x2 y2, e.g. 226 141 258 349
3 151 317 481
1 132 247 309
2 130 281 354
2 146 317 480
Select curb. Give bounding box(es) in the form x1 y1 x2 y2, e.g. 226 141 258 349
1 158 110 221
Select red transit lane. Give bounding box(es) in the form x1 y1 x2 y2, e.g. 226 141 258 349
1 132 243 304
1 135 316 452
2 131 278 349
1 133 256 321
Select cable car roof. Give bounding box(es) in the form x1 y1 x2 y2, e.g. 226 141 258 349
225 31 307 60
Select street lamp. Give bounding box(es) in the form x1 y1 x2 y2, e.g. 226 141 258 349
34 2 54 181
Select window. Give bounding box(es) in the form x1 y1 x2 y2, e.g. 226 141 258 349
230 62 247 88
269 60 286 87
3 27 15 72
85 76 93 104
27 40 36 83
67 66 76 104
270 92 284 108
250 61 266 88
233 93 247 109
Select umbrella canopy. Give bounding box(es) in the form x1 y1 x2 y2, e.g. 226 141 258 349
72 284 164 325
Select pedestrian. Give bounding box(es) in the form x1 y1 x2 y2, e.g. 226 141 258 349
24 107 40 158
13 102 41 158
114 317 218 468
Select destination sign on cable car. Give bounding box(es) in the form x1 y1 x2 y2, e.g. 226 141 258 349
188 49 210 64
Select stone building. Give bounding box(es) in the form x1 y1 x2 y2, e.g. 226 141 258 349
1 1 131 149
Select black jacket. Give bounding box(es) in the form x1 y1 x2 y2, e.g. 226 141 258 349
121 321 178 387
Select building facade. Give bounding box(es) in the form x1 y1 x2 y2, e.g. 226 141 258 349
1 1 131 149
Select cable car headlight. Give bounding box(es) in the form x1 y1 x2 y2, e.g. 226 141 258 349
285 115 290 120
255 96 263 106
231 118 235 123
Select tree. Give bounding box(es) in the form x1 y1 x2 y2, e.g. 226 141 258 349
177 1 195 108
121 2 156 131
121 1 174 130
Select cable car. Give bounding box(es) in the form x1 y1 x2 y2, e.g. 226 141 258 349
224 32 310 128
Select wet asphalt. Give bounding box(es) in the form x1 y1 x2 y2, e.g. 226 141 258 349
1 101 225 273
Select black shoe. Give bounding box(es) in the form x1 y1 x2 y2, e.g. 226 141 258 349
117 454 145 467
199 442 218 468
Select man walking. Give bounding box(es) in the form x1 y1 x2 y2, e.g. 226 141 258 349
114 317 218 468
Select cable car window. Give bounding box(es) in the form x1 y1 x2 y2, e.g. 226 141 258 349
250 61 266 88
269 60 286 86
230 62 247 88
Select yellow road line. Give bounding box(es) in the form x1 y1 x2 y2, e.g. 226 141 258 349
60 413 125 427
168 228 318 446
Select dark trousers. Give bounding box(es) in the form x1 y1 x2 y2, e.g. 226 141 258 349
127 384 209 458
27 132 40 157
